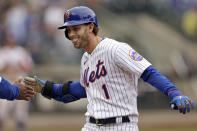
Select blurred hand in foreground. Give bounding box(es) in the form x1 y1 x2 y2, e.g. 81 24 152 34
14 77 35 101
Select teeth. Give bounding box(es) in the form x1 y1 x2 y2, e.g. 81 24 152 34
72 39 78 43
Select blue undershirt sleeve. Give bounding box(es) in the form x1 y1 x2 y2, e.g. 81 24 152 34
0 77 20 100
140 65 183 99
69 81 87 98
51 81 86 103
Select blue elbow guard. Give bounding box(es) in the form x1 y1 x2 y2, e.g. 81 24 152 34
54 81 86 103
69 81 86 98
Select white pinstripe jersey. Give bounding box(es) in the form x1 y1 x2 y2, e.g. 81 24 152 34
80 38 151 119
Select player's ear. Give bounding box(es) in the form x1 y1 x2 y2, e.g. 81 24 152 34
88 23 94 33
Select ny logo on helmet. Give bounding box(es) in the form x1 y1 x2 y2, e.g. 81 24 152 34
65 10 70 19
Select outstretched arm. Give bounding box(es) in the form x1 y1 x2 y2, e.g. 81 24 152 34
24 76 86 103
141 65 194 114
0 77 19 100
0 77 34 100
41 81 86 103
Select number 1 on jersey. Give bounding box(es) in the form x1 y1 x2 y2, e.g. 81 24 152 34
102 84 110 99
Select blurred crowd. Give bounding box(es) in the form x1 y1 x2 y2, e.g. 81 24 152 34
102 0 197 42
1 0 197 66
0 0 87 65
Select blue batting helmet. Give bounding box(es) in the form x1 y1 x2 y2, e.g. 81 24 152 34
58 6 98 29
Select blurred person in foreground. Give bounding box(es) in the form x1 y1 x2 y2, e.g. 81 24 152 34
0 77 34 101
0 34 34 131
24 6 194 131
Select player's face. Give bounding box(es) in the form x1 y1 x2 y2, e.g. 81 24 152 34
66 24 90 49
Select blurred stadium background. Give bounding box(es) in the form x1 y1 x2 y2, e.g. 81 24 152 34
1 0 197 130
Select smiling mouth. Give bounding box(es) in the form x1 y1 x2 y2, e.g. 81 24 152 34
72 38 78 43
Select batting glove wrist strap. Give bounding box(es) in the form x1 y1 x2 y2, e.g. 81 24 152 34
62 81 73 95
42 81 55 98
168 90 183 100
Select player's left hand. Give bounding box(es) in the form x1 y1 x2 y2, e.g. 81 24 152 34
24 76 45 93
170 96 194 114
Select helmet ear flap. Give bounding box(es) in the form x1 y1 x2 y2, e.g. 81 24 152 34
64 30 70 40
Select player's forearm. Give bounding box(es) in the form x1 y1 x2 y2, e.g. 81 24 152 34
42 81 87 100
140 65 183 99
0 77 20 100
53 94 80 103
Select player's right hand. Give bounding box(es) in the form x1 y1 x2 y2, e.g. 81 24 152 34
24 76 45 93
14 77 35 101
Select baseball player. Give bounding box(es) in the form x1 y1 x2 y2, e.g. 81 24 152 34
0 76 34 100
24 6 194 131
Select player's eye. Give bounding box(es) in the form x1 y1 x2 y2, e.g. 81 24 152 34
73 28 79 31
73 26 80 31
